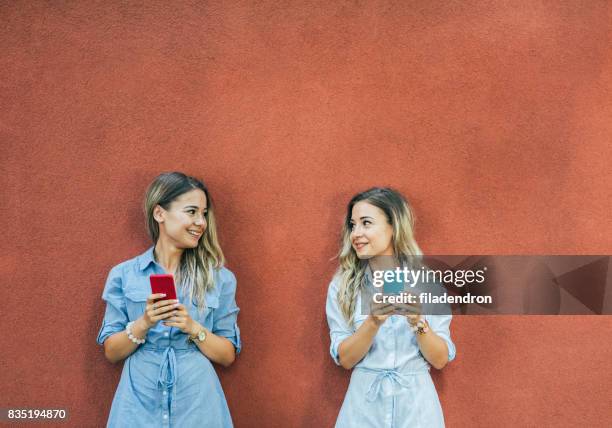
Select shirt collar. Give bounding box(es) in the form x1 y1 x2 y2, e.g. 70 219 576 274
137 246 156 271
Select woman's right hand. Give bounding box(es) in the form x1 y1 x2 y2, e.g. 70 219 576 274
141 293 179 329
368 301 394 326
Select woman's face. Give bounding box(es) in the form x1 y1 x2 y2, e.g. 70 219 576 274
349 201 394 259
155 189 208 249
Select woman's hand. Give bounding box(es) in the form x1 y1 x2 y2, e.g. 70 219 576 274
163 303 200 336
142 293 179 329
368 301 395 326
393 295 423 327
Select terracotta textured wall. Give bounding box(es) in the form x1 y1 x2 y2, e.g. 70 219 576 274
2 1 611 427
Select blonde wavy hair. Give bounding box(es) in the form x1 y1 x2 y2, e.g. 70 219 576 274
144 172 225 312
335 187 422 324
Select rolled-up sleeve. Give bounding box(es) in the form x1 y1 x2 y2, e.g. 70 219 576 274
213 269 241 354
326 278 353 366
425 314 456 362
96 266 128 345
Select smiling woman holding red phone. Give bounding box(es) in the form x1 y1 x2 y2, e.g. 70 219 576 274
97 172 241 428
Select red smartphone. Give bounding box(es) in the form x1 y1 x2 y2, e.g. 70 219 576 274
149 274 177 302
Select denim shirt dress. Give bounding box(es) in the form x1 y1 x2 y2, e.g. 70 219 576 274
326 275 456 428
97 247 241 428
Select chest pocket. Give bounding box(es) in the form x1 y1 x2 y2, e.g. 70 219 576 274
189 292 220 328
124 287 149 322
352 293 369 331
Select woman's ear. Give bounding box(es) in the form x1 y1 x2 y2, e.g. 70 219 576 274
153 205 165 223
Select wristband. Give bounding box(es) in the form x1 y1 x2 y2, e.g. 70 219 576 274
126 321 146 345
410 318 429 335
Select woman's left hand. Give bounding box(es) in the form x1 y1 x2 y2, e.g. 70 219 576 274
163 303 200 336
393 297 423 327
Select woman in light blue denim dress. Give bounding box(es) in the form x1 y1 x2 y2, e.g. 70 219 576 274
326 188 456 428
97 172 241 428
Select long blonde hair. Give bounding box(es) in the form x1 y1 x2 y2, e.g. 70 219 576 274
144 172 225 311
336 187 422 323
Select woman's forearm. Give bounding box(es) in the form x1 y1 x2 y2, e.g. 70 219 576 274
103 317 150 363
192 328 237 367
337 316 381 370
416 327 449 369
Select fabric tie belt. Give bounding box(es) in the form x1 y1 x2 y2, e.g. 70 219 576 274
157 347 177 391
355 368 428 402
138 344 198 414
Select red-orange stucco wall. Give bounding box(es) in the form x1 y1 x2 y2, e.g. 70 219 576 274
2 2 611 427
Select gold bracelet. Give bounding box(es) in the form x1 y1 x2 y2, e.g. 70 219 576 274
410 318 429 335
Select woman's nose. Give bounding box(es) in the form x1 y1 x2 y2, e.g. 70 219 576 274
194 215 205 226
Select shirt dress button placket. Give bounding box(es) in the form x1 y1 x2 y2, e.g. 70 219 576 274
161 387 171 428
157 346 177 428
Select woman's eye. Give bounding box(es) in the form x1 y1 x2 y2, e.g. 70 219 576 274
363 220 371 226
187 210 196 215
